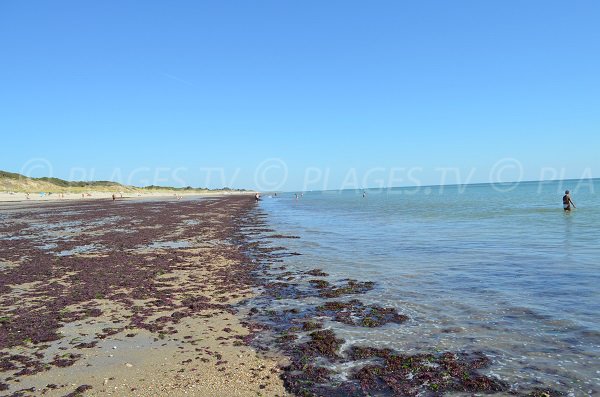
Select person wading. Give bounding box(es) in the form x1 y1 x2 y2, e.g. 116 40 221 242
563 190 576 211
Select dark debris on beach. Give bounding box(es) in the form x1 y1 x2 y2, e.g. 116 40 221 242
0 196 263 395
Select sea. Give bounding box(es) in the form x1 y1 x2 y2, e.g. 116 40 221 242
258 179 600 395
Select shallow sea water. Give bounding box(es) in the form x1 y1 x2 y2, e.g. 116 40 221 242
259 180 600 395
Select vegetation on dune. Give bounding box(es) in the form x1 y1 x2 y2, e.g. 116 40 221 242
35 177 121 188
0 171 26 180
143 185 208 191
0 170 246 193
1 171 124 189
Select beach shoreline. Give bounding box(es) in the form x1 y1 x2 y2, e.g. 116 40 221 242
0 195 287 396
0 191 255 203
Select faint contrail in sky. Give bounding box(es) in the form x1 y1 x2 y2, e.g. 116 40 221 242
162 73 194 87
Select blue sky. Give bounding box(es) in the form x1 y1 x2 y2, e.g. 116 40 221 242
1 1 599 190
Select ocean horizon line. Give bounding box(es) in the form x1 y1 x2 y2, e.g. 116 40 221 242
277 176 599 194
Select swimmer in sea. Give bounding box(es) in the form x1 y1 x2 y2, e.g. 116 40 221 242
562 190 576 211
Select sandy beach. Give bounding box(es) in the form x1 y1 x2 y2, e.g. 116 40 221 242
0 196 288 396
0 191 246 203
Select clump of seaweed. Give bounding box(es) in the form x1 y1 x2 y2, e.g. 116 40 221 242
267 234 300 239
302 329 345 359
305 269 329 277
274 323 509 397
349 347 507 396
280 363 340 397
316 299 408 327
64 384 93 397
308 279 330 289
50 353 81 367
263 281 306 300
1 353 45 376
529 388 566 397
302 320 323 331
318 280 375 298
277 332 298 343
73 341 97 349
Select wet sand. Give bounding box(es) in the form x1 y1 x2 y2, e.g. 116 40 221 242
0 196 288 396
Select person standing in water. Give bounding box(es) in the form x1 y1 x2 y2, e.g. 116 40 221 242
563 190 576 211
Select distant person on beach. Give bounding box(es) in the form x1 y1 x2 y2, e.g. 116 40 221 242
563 190 576 211
112 194 116 201
255 193 260 202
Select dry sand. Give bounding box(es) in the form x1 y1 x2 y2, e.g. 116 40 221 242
0 191 248 203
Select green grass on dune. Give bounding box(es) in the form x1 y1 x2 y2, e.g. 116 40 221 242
0 170 247 193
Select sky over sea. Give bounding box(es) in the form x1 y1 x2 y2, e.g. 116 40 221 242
1 1 599 190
